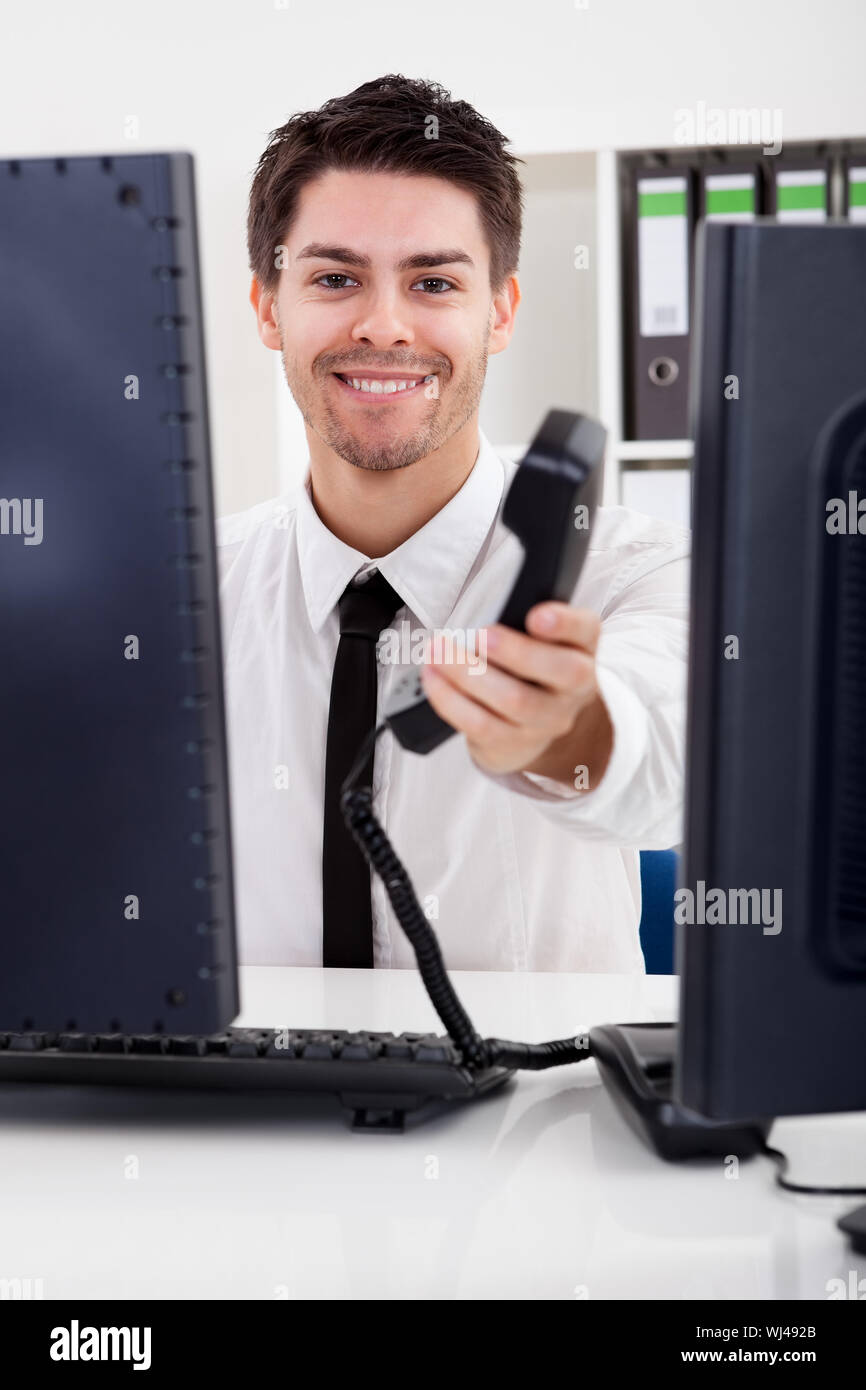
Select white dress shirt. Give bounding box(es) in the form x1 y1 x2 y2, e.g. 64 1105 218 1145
217 430 690 972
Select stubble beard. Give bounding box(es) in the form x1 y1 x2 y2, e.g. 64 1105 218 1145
279 338 489 473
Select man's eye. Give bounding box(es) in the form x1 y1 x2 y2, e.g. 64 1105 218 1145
412 277 454 294
315 273 359 290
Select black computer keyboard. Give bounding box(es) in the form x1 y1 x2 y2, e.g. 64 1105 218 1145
0 1027 515 1130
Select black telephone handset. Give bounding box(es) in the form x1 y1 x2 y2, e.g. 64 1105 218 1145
384 409 606 755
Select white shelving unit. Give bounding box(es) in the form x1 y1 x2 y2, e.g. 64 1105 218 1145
616 439 693 462
484 145 693 523
595 147 624 507
595 148 693 521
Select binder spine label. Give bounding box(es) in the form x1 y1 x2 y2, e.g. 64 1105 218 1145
848 166 866 223
705 173 756 221
775 169 827 222
637 176 689 338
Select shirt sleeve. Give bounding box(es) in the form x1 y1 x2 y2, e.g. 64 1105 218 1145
214 508 263 657
477 530 690 849
215 515 243 586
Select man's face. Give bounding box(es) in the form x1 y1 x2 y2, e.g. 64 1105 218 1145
254 169 516 471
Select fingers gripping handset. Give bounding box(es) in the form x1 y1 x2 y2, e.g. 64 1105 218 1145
384 409 606 755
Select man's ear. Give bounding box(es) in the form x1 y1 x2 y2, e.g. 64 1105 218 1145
488 274 520 357
249 276 282 351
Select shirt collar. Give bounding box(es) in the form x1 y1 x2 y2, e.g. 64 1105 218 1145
296 430 507 633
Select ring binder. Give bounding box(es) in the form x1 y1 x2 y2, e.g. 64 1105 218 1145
700 164 760 223
843 161 866 222
626 165 695 440
768 159 831 222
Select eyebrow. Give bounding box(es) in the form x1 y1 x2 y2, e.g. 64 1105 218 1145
296 243 474 271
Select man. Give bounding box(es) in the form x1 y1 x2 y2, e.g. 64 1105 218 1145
218 74 689 972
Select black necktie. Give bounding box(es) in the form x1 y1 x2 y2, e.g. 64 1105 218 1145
322 570 404 967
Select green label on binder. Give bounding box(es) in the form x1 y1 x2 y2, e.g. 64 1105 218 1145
639 189 687 218
848 166 866 222
777 184 825 211
637 176 689 337
775 170 827 221
704 173 756 221
707 187 753 214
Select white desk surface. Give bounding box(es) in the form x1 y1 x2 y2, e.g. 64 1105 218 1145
1 966 863 1301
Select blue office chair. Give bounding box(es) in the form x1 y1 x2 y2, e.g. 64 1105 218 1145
638 849 679 974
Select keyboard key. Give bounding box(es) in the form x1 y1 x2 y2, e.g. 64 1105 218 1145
341 1035 383 1061
306 1032 344 1057
414 1043 451 1063
130 1036 166 1055
94 1035 128 1053
58 1033 94 1053
166 1036 205 1056
263 1032 298 1058
9 1033 48 1051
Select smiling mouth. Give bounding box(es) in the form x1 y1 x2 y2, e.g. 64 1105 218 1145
332 372 436 398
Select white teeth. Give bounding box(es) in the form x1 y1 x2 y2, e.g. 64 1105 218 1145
340 375 423 393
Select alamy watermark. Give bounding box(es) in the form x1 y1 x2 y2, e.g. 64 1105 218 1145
50 1321 151 1370
674 880 782 935
673 102 783 157
827 1271 866 1300
0 497 42 545
0 1276 44 1299
826 491 866 534
377 621 487 674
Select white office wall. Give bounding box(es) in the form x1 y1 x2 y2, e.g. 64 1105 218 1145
3 0 865 515
481 153 599 459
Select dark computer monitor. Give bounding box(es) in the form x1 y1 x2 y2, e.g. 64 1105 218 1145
0 153 238 1034
676 218 866 1119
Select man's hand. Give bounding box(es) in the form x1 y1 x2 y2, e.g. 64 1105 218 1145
419 601 614 790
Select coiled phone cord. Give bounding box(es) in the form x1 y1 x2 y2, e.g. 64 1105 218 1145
341 723 591 1073
343 731 866 1205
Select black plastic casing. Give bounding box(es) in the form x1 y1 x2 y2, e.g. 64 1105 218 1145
0 153 238 1033
676 220 866 1120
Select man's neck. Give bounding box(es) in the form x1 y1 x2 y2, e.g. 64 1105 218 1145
306 416 481 557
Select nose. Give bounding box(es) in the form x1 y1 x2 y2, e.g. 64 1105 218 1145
349 285 414 350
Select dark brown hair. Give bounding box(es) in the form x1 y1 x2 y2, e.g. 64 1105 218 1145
247 74 523 292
